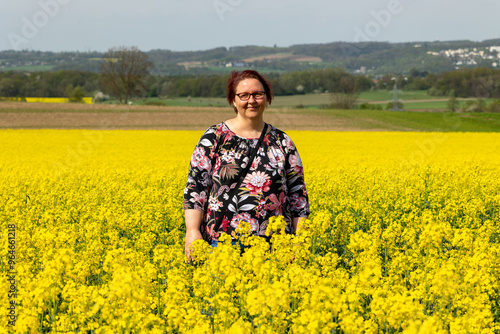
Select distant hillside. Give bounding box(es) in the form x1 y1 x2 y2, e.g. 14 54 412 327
1 39 499 76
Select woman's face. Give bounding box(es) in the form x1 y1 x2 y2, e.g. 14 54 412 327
233 78 267 121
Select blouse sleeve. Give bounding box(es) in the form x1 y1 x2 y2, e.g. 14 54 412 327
283 133 310 218
183 127 218 212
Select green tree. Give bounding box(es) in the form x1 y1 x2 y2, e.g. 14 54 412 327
355 75 373 92
463 99 487 112
0 77 23 97
446 89 459 112
100 46 153 104
65 85 85 102
330 75 360 109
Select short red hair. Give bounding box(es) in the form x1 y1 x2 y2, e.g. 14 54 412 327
226 70 273 112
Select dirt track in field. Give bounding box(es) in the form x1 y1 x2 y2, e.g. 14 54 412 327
0 102 377 131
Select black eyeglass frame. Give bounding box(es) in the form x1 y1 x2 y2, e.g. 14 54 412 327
235 91 266 101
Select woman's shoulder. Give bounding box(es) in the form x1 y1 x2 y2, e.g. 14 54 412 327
268 123 283 133
266 124 298 153
198 122 237 146
201 122 228 136
267 123 293 141
205 122 224 132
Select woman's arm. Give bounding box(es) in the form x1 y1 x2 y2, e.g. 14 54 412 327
184 209 204 261
292 216 307 233
183 126 219 260
282 133 310 231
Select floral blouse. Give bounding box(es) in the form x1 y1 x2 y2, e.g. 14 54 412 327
183 122 309 241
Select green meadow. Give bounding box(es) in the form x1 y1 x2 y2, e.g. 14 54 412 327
127 90 491 112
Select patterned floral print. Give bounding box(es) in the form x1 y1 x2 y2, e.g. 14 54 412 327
184 122 309 241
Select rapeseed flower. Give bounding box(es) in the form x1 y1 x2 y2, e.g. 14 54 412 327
1 130 499 333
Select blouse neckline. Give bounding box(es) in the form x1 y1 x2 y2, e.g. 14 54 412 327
222 121 267 140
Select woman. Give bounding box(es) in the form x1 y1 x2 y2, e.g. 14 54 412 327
183 70 309 257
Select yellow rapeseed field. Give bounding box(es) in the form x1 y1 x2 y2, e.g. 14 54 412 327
1 129 500 333
0 97 93 104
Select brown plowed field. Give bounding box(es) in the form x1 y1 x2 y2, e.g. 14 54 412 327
0 102 371 131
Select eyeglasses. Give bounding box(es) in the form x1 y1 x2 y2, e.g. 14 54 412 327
235 91 266 101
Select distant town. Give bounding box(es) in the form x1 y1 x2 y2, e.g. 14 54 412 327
425 45 500 68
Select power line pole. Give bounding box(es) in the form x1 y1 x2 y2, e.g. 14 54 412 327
390 80 403 111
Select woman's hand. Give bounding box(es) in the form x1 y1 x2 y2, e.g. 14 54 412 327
185 229 203 262
184 209 204 261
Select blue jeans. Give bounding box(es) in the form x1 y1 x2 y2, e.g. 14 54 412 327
210 240 243 248
210 239 252 255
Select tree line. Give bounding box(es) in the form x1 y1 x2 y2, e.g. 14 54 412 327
0 67 371 99
3 39 500 76
1 65 499 101
0 70 99 99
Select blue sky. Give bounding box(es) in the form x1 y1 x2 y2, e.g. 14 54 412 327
1 0 499 52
